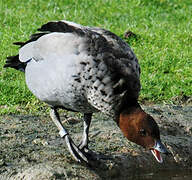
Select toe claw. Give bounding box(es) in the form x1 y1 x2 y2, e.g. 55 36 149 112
71 142 88 163
64 135 88 163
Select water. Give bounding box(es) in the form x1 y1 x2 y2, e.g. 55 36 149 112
128 169 192 180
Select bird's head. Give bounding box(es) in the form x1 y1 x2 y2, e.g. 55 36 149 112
118 106 169 163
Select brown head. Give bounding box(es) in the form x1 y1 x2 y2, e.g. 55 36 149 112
117 103 168 163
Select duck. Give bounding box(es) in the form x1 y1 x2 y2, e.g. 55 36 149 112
4 20 168 163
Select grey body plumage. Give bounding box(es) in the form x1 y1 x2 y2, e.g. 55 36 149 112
4 20 141 162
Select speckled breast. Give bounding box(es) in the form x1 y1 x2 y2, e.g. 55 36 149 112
78 59 123 116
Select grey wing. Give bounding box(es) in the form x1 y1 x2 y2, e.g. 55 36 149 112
14 20 141 100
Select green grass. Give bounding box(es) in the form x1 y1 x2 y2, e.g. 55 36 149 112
0 0 192 115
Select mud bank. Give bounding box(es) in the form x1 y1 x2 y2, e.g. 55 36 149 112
0 105 192 179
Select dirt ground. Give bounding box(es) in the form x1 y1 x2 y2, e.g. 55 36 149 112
0 105 192 179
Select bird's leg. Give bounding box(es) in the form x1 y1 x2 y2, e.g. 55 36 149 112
49 108 88 163
49 108 68 137
78 113 92 151
79 113 105 161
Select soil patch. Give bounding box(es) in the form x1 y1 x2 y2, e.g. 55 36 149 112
0 105 192 179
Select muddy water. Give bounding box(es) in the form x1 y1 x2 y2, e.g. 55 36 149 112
128 169 192 180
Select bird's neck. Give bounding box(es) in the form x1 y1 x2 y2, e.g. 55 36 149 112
115 98 142 125
115 101 145 143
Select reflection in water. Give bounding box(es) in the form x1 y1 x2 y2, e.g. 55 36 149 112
127 169 192 180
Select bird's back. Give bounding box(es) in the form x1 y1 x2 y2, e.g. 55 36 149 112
5 20 141 116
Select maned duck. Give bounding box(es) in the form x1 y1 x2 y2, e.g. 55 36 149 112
4 20 168 163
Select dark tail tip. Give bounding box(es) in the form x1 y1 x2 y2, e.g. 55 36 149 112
4 55 26 72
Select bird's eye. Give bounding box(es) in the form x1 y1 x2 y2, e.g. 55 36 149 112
140 129 147 137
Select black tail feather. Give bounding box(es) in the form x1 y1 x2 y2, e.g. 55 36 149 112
13 42 25 46
30 32 48 39
13 32 48 48
4 55 26 72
